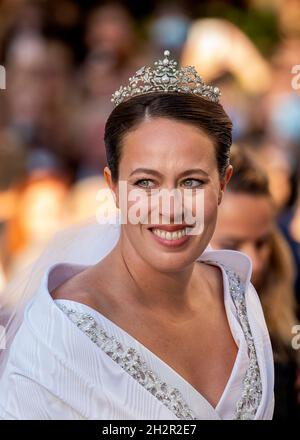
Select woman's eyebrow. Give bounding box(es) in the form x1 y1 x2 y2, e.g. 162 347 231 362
179 169 209 178
129 168 209 178
129 168 162 178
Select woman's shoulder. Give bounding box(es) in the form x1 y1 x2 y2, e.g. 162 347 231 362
49 263 96 308
196 260 224 298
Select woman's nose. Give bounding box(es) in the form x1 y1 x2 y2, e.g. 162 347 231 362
151 186 185 223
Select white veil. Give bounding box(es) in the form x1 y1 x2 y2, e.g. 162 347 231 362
0 211 214 379
0 217 121 378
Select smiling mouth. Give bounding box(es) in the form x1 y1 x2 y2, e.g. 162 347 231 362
148 226 194 246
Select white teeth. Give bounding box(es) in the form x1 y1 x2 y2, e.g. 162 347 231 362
165 232 171 240
151 228 188 241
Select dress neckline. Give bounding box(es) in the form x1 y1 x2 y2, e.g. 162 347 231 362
49 260 249 418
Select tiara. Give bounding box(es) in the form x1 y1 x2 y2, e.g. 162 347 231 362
111 50 221 106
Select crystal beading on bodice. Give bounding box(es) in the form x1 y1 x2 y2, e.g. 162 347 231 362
56 263 262 420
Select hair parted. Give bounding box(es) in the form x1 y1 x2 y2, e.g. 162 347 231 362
104 92 233 182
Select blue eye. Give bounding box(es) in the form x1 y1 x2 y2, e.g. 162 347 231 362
181 179 205 188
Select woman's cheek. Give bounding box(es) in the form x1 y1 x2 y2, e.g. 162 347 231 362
203 190 219 230
118 188 151 225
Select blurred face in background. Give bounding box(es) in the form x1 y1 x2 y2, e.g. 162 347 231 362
211 192 274 289
85 4 135 58
6 35 73 133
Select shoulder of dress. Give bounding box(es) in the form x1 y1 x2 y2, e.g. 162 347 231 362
199 248 252 293
204 259 247 300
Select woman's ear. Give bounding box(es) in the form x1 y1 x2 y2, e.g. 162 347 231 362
104 166 112 188
104 166 118 208
218 165 233 205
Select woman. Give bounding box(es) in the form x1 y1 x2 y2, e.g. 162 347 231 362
211 144 300 419
0 51 274 420
278 175 300 307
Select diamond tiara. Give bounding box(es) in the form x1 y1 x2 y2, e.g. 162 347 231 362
111 50 221 107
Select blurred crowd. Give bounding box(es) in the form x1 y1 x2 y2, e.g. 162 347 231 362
0 0 300 419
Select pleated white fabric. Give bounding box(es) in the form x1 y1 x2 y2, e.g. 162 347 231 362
0 223 275 420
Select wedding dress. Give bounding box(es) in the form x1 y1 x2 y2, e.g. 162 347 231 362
0 219 274 420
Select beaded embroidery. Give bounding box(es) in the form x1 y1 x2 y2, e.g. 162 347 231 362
57 302 196 420
220 264 262 420
56 262 262 420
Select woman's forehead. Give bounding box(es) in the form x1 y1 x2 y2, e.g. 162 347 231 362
120 118 216 171
124 117 213 144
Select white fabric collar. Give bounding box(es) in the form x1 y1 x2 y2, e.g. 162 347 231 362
198 246 253 287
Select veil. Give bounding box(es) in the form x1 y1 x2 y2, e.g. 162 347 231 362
0 211 214 379
0 216 121 378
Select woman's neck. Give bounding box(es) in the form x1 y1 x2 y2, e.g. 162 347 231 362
95 235 204 317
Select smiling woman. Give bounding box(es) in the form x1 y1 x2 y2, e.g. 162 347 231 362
107 116 230 270
0 51 274 420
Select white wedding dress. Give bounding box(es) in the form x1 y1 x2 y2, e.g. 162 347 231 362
0 220 275 420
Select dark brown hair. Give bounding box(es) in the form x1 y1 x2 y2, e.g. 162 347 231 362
104 92 232 181
228 144 270 196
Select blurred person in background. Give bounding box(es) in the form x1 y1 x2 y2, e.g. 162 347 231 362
71 2 147 179
2 32 76 176
211 144 300 419
0 0 46 55
249 139 295 214
147 1 191 59
278 173 300 308
180 17 274 151
181 18 272 95
246 138 300 292
83 2 143 98
261 38 300 163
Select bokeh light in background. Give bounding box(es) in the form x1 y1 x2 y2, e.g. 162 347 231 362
0 0 299 287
